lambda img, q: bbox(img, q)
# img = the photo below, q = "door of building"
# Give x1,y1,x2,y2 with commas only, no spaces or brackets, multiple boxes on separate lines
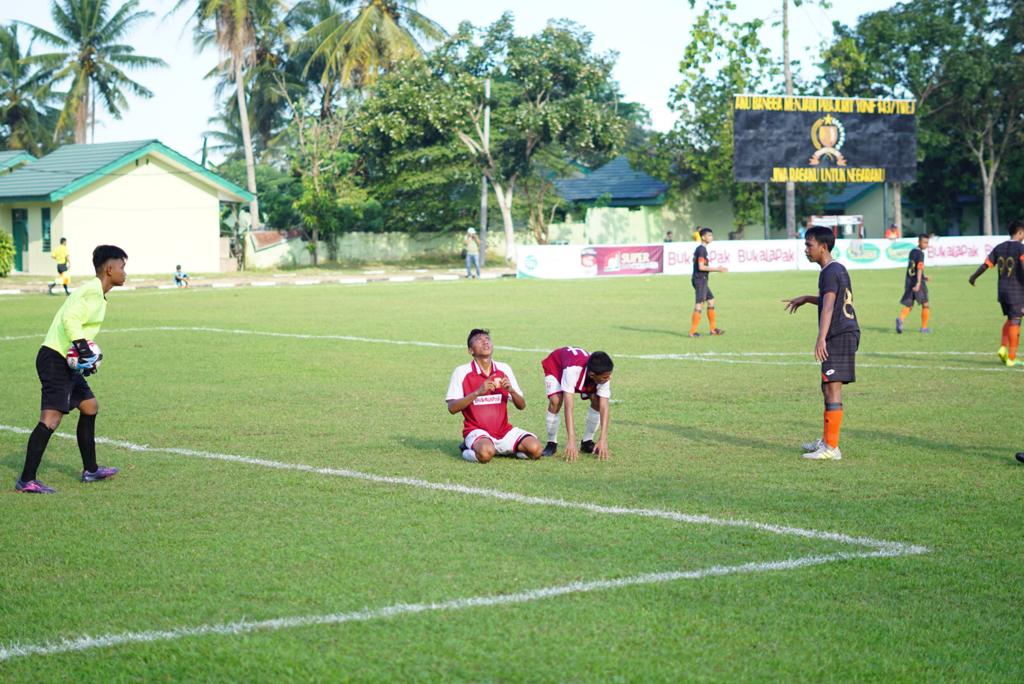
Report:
12,208,27,272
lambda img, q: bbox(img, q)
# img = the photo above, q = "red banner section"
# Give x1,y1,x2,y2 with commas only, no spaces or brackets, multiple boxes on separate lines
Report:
593,245,663,277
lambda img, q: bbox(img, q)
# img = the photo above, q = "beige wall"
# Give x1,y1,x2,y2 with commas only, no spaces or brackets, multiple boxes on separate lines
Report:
58,156,222,276
0,202,60,274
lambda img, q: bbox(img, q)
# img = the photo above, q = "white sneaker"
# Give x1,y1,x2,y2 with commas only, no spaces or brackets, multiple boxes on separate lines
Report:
800,438,825,453
802,443,842,460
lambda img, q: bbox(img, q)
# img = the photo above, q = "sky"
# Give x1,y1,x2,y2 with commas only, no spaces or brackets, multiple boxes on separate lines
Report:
2,0,900,162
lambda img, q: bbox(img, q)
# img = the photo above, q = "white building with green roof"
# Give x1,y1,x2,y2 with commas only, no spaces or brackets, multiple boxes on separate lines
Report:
0,140,253,275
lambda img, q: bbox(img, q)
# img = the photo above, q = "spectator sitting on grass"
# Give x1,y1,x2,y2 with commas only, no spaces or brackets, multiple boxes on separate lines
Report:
174,265,190,288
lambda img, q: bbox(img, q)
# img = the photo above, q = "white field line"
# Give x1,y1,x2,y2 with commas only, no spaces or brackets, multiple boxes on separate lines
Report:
0,326,1005,373
0,423,927,660
0,549,907,662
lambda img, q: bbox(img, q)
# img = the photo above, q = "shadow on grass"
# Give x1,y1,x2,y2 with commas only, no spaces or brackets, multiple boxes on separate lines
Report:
0,442,82,481
860,352,998,367
841,426,1012,462
618,420,783,452
614,326,687,339
400,436,464,460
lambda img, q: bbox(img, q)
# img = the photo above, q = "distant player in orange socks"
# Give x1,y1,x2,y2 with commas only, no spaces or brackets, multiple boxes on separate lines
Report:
784,226,860,461
689,228,728,337
896,233,932,334
968,220,1024,366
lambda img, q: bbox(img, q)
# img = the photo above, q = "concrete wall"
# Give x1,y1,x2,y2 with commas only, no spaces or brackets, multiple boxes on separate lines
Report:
0,201,58,274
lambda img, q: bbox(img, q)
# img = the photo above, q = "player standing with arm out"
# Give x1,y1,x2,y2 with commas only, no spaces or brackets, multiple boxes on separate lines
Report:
896,234,932,333
968,220,1024,366
689,228,728,337
17,245,128,493
783,226,860,461
540,347,614,462
446,329,543,463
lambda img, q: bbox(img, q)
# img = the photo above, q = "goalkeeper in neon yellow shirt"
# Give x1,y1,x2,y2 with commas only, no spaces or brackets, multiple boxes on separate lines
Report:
16,245,128,493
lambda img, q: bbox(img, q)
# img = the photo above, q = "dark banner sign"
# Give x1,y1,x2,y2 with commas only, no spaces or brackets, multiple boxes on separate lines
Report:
733,95,916,183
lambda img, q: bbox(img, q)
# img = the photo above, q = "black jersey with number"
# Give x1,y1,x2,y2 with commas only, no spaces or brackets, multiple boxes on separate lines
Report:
693,244,709,279
985,240,1024,301
905,247,924,288
818,261,859,338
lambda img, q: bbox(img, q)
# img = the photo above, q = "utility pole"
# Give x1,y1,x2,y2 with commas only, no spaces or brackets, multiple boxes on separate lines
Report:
783,0,796,239
479,78,490,267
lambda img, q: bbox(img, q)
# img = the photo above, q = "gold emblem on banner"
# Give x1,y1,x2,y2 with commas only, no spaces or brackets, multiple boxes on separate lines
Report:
809,114,847,166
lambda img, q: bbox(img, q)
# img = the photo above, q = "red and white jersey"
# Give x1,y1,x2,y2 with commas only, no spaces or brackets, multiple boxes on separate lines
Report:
446,360,524,438
541,347,611,399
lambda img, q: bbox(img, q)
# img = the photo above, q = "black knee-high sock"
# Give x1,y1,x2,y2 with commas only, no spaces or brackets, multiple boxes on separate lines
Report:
78,413,97,472
22,422,54,482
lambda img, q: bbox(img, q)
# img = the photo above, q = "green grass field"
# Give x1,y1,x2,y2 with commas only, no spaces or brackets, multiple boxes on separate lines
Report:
1,266,1022,681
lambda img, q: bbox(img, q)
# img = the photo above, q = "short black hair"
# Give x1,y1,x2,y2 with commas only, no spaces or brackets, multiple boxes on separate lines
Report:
699,227,713,238
1008,220,1024,236
806,226,835,250
92,245,128,271
467,328,489,348
587,351,614,376
59,237,66,244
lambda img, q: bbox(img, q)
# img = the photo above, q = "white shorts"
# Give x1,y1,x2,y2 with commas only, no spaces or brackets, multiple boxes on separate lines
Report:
466,427,535,455
544,375,561,397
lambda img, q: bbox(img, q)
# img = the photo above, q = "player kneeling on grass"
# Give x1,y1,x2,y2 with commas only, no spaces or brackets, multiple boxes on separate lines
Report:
540,347,614,462
784,226,860,461
16,245,128,493
446,329,543,463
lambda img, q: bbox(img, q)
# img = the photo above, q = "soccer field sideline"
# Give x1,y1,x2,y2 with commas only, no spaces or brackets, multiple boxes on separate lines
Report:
0,422,928,661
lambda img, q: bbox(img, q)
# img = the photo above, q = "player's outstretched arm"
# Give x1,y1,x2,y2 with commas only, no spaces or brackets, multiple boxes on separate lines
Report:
594,396,611,460
782,295,818,313
968,262,989,286
562,392,579,462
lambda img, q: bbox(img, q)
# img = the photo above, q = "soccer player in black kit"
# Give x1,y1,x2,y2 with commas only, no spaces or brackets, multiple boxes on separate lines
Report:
896,233,931,333
784,226,860,461
968,220,1024,367
688,228,728,337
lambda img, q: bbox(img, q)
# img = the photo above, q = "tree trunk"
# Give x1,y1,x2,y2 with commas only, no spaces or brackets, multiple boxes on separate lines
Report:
312,227,319,266
982,177,993,236
893,182,903,236
234,59,261,238
491,180,516,263
783,0,796,238
75,89,88,144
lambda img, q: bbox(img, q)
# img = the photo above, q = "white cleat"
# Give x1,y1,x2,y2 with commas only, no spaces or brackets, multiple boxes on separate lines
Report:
802,443,842,460
800,438,825,453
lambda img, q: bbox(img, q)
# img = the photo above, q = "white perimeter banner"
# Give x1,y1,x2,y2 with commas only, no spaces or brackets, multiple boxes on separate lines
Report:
516,236,999,279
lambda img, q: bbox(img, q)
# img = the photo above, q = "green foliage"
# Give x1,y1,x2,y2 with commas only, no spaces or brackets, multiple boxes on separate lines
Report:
216,160,303,230
0,229,14,276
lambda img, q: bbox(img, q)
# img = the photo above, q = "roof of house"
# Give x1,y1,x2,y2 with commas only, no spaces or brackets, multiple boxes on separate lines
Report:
0,150,35,172
0,140,253,203
824,183,877,210
554,156,669,206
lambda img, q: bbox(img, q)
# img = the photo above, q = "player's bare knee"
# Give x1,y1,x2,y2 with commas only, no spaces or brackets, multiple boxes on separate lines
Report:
39,410,62,431
547,396,562,413
79,398,99,416
521,437,543,460
475,441,496,463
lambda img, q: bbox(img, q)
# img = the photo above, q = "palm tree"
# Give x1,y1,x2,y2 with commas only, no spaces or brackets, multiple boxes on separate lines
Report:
21,0,165,144
0,23,67,154
297,0,445,94
171,0,287,232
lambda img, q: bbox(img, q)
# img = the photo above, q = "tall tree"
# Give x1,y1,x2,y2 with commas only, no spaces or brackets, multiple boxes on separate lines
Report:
0,23,66,154
22,0,165,144
171,0,283,233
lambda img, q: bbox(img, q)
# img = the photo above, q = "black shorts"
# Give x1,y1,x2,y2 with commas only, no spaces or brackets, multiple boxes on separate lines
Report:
821,331,859,384
900,283,928,307
999,297,1024,318
56,263,68,274
692,276,713,304
36,346,94,414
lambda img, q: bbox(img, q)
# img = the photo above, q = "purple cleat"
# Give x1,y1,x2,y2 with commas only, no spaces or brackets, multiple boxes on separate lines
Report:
81,466,119,483
895,317,903,334
15,479,56,494
919,328,931,333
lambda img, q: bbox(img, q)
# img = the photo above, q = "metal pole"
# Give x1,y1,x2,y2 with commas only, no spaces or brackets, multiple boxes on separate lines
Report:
882,182,889,237
763,182,770,239
479,78,490,268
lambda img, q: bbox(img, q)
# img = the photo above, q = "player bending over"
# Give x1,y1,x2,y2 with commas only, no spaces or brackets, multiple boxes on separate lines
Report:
540,347,614,461
689,228,727,337
446,329,543,463
968,220,1024,367
784,226,860,461
16,245,128,493
896,233,932,333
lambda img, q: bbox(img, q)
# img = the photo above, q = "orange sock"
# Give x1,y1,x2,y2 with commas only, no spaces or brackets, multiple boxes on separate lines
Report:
690,311,701,335
899,306,911,321
1010,324,1020,360
823,409,843,448
707,308,717,330
1002,321,1011,347
921,308,930,328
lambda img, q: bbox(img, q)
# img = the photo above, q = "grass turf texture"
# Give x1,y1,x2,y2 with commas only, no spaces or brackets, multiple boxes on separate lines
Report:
0,265,1021,681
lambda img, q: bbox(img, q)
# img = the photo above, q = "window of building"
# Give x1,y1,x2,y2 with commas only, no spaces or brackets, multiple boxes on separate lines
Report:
41,208,51,252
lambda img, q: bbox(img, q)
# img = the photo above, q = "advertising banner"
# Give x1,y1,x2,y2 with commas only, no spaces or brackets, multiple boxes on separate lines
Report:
517,236,994,280
733,94,917,183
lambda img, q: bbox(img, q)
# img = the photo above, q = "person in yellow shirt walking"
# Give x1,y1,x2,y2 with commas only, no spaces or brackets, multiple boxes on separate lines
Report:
47,237,71,296
17,245,128,494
